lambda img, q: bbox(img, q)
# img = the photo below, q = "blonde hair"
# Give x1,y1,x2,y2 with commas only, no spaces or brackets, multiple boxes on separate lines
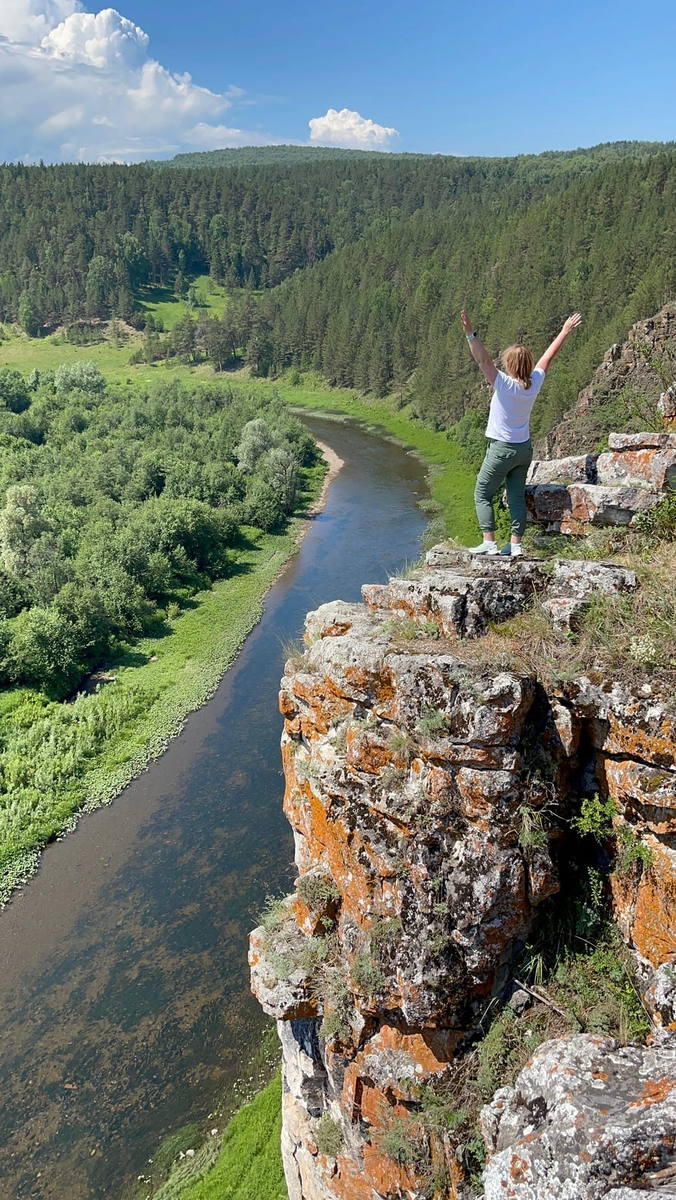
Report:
502,344,534,389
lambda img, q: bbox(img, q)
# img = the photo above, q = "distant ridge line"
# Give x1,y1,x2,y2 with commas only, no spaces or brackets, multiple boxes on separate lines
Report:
147,140,676,170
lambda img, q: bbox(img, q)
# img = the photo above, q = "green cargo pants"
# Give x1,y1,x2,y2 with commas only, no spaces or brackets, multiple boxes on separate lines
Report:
474,438,533,537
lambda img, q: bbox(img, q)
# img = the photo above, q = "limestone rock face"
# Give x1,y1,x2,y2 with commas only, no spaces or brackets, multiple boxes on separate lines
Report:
481,1034,676,1199
526,431,676,534
525,464,666,535
272,597,547,1029
364,549,637,637
362,557,544,639
250,545,676,1200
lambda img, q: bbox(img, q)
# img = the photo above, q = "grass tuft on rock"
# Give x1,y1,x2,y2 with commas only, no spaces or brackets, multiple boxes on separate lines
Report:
314,1113,344,1157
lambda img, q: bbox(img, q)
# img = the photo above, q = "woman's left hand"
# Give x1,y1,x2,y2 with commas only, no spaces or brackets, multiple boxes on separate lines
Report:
461,310,474,335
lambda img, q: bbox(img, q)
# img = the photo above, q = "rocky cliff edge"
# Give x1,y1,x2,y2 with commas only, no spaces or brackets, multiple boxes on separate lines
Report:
250,518,676,1199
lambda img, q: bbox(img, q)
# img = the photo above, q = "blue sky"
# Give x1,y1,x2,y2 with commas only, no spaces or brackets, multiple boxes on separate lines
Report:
0,0,674,161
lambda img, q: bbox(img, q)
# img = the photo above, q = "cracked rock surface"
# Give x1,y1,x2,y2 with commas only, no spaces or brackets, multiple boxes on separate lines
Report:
481,1034,676,1199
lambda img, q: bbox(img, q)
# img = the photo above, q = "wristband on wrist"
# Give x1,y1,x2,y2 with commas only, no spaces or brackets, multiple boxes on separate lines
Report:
466,331,478,341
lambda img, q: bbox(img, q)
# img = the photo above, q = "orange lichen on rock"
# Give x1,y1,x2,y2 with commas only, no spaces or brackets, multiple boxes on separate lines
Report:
251,547,676,1200
612,843,676,967
628,1077,676,1108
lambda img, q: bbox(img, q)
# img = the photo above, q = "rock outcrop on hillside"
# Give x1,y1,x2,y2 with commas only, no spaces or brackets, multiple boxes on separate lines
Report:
249,538,676,1200
539,302,676,459
526,431,676,535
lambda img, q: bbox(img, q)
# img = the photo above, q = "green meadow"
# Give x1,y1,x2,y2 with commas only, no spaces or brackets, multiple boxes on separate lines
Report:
0,274,229,381
140,278,230,331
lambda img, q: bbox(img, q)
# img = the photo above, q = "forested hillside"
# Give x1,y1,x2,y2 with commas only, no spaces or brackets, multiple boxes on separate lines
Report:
149,145,388,168
264,152,676,437
152,140,673,172
2,141,676,439
0,143,668,331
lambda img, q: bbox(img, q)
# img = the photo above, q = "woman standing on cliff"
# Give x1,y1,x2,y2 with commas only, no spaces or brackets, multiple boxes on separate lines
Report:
461,310,582,556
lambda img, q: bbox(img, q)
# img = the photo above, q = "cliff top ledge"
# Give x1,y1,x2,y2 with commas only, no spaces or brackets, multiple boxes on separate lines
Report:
250,476,676,1199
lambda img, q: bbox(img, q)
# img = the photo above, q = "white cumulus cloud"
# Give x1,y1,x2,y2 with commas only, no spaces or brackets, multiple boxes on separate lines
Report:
0,0,81,43
308,107,399,151
0,1,279,161
42,8,149,68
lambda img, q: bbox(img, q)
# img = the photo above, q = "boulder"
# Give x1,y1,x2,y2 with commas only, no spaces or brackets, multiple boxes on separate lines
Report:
527,454,597,485
596,448,676,489
550,560,637,597
601,756,676,836
611,842,676,969
527,429,676,534
526,480,660,534
541,560,638,631
481,1034,676,1199
608,431,676,450
249,899,319,1021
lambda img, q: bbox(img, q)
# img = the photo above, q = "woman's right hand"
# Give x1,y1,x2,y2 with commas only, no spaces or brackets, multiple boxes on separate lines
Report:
562,312,582,336
461,310,474,335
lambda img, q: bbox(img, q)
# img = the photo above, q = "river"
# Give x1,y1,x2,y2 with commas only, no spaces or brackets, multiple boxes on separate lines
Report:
0,416,430,1200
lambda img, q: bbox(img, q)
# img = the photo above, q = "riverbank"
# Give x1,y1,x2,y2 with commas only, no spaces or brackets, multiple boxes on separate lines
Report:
309,440,344,516
277,380,478,545
0,460,326,904
140,1075,287,1200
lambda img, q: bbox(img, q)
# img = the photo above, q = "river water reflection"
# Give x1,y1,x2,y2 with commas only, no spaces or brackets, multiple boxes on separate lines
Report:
0,416,429,1199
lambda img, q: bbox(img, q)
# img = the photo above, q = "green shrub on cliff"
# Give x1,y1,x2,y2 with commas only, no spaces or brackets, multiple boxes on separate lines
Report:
314,1113,344,1157
375,1116,426,1167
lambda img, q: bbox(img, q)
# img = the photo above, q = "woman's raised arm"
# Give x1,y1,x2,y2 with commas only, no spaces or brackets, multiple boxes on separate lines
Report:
536,312,582,374
461,310,498,387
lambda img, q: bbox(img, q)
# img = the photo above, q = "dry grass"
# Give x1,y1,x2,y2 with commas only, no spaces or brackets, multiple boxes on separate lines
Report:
452,540,676,694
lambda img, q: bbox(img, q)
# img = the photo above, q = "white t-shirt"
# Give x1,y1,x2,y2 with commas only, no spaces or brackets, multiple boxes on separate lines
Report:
485,367,546,443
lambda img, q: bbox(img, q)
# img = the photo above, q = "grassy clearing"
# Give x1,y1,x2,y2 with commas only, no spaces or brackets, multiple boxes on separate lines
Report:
0,274,229,382
0,482,323,902
139,276,230,331
0,323,148,382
